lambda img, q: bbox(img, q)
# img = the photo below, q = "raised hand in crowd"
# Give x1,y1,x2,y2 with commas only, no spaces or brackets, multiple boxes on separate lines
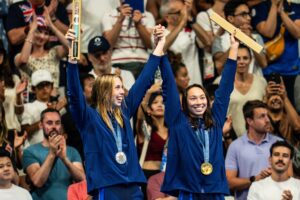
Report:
117,4,133,23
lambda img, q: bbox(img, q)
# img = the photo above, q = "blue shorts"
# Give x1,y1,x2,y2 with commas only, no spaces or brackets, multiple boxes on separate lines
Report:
179,191,225,200
93,184,143,200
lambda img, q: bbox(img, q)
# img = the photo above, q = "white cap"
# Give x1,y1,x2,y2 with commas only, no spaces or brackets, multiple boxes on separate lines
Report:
31,69,53,86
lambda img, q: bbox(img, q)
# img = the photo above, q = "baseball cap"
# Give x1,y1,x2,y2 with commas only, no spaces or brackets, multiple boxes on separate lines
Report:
31,69,53,87
88,36,110,54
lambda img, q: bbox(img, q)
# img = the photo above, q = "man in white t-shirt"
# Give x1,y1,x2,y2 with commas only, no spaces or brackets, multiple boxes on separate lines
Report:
248,140,300,200
21,70,67,147
87,36,135,91
102,2,155,78
212,0,267,76
0,149,32,200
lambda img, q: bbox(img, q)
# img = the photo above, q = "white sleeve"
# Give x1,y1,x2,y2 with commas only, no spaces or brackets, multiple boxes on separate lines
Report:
196,12,211,31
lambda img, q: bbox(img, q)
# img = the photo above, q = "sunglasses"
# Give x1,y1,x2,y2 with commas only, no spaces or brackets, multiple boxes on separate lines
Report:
35,82,52,89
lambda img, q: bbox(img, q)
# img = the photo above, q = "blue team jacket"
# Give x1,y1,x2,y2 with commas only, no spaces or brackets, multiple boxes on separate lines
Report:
160,55,236,196
67,54,161,194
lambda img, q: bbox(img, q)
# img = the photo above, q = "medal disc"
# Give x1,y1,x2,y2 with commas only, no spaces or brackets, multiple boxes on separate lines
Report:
201,162,213,175
115,152,127,164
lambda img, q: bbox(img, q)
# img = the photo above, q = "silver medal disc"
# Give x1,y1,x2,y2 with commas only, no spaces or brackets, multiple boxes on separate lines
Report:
115,152,127,164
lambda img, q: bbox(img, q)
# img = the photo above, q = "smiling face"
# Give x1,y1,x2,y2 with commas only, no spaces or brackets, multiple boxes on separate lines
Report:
33,28,50,47
270,146,291,174
267,94,284,112
228,4,251,28
111,77,125,107
0,157,14,185
186,87,208,118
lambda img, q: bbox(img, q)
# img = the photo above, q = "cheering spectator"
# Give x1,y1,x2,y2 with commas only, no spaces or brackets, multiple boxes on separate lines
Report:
212,0,267,76
160,0,210,85
14,8,70,95
102,1,155,78
251,0,300,106
23,108,85,200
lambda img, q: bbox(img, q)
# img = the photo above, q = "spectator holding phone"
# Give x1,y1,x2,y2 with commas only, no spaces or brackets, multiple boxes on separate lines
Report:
102,0,155,78
264,75,300,145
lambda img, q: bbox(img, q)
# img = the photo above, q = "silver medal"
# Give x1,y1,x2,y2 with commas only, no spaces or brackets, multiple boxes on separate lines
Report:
115,152,127,164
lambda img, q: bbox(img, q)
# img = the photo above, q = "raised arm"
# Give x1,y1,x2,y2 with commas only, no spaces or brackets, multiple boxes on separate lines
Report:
43,7,69,58
155,27,182,126
212,33,238,125
14,15,38,68
125,25,165,118
103,4,132,47
66,30,90,131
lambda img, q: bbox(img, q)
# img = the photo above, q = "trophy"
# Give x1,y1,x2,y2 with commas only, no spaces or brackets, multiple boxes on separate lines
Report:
70,0,81,60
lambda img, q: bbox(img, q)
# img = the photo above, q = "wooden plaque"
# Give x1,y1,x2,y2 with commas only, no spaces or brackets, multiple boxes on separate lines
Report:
70,0,81,60
210,11,263,54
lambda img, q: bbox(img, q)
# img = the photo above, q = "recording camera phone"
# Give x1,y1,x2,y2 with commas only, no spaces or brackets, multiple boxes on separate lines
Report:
267,73,281,84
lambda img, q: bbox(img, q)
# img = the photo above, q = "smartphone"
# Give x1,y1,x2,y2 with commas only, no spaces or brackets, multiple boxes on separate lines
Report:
267,73,281,84
50,95,59,103
123,0,144,12
35,6,44,15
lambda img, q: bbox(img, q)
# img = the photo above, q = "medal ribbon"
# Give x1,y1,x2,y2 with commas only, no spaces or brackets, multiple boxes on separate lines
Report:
110,117,123,153
195,125,210,163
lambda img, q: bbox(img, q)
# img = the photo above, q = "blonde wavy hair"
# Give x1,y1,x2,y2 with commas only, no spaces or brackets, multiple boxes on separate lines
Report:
91,74,124,131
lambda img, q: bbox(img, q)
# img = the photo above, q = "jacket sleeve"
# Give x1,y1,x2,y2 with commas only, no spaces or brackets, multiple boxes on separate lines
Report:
212,59,236,126
66,62,91,131
124,54,161,118
159,55,182,127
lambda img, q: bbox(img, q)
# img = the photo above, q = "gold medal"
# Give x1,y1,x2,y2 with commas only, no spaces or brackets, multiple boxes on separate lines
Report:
201,162,213,175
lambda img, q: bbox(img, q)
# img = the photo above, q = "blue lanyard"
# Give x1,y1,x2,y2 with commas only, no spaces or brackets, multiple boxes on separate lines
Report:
195,128,210,163
179,192,193,200
110,117,122,152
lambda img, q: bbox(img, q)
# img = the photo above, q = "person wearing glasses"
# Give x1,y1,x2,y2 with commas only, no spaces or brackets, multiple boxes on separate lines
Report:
212,0,267,77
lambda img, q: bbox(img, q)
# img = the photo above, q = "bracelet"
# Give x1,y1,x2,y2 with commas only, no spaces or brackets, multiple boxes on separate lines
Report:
25,39,33,44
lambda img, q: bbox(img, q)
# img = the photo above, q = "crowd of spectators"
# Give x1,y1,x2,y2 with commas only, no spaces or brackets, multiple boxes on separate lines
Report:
0,0,300,199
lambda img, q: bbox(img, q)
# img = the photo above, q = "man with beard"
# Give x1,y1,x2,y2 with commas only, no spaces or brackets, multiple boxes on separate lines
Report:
248,140,300,200
87,36,135,91
265,80,300,145
225,100,281,200
22,108,85,200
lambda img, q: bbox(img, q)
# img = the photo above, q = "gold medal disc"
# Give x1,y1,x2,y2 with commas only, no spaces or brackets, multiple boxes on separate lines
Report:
201,162,213,175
